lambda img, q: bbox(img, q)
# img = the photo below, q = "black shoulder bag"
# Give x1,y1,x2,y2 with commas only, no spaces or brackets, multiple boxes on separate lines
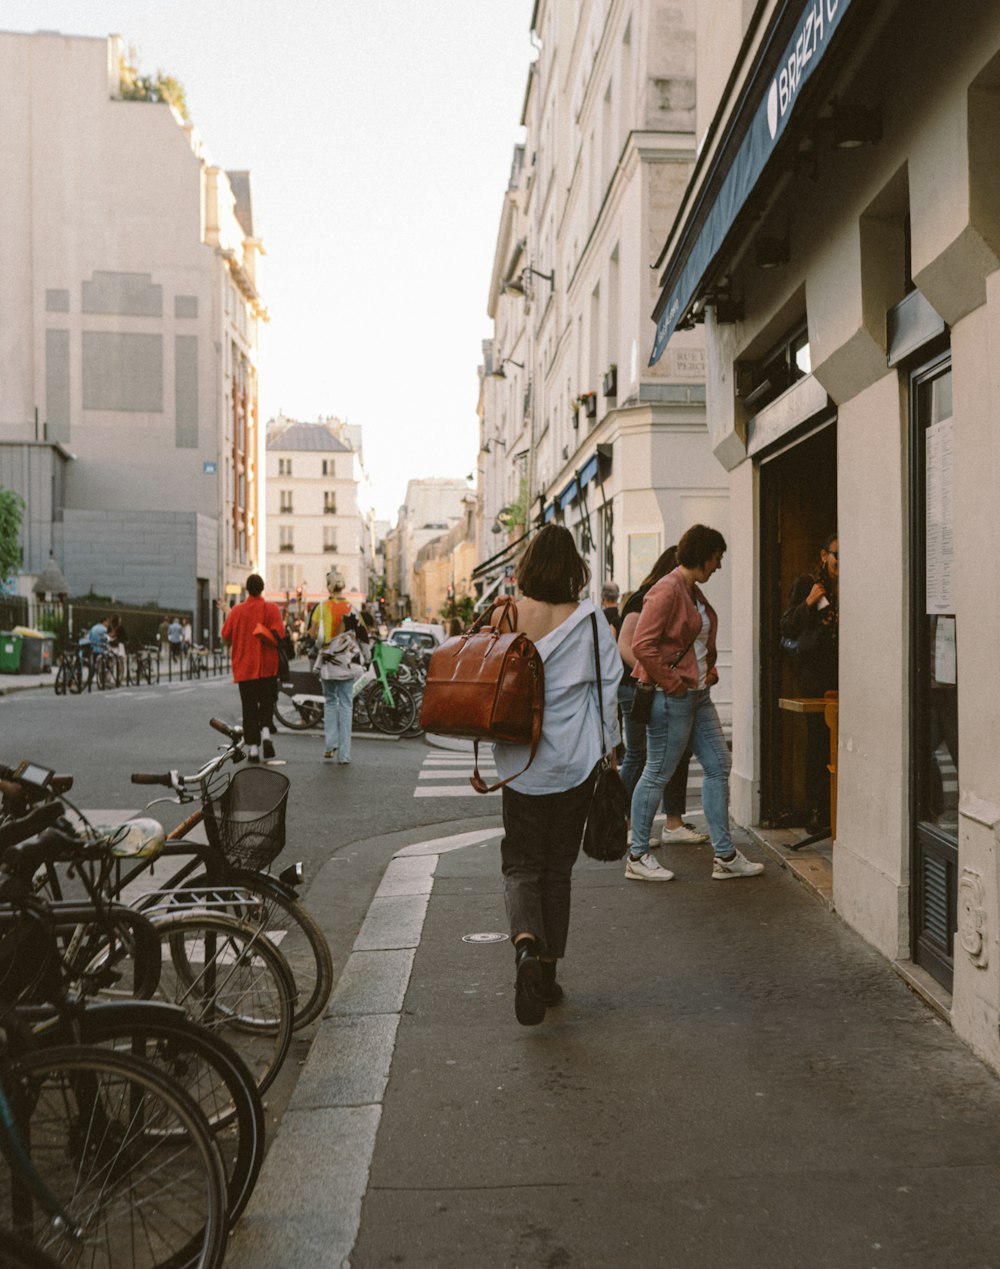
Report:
582,613,629,862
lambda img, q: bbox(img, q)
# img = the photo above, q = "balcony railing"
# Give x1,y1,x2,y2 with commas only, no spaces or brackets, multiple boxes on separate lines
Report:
322,544,338,553
279,543,295,553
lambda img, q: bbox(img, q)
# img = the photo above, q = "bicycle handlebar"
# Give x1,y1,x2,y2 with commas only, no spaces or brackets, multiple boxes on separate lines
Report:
209,717,242,741
130,772,174,787
0,802,66,852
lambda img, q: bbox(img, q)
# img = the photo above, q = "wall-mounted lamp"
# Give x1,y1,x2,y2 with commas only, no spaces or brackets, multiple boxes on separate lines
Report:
502,266,556,299
490,358,524,380
755,235,789,269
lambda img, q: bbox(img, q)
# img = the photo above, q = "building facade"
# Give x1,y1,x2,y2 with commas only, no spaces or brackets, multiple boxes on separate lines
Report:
387,479,473,619
264,417,365,608
652,0,1000,1073
479,0,732,704
0,31,263,637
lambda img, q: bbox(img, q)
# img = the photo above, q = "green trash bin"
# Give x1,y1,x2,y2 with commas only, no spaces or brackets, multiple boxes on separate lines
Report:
0,633,23,674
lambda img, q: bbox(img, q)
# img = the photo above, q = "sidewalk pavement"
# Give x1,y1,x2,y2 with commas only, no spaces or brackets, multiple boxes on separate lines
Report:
0,670,54,694
231,808,1000,1268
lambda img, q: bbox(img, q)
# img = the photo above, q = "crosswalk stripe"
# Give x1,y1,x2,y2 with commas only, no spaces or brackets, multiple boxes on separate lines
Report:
414,786,499,798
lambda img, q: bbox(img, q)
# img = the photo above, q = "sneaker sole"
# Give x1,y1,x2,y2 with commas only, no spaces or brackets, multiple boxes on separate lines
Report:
625,867,675,882
711,867,765,880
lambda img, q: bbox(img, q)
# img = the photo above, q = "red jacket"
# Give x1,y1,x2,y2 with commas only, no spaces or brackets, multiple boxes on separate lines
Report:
221,595,286,683
631,569,717,694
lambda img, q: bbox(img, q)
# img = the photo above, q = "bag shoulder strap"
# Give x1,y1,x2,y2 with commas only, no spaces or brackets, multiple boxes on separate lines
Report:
590,612,608,757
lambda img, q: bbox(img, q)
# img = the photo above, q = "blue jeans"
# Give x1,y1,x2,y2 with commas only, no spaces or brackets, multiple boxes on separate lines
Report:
618,680,692,813
322,678,353,759
629,688,732,857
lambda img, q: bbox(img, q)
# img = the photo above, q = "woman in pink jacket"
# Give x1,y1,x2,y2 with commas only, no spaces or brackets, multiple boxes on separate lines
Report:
626,524,763,883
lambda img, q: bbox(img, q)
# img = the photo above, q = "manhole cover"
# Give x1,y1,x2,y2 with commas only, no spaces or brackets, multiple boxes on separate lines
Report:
461,932,509,944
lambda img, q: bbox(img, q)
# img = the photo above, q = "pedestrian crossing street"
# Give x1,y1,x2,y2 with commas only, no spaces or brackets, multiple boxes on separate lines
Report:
413,750,708,801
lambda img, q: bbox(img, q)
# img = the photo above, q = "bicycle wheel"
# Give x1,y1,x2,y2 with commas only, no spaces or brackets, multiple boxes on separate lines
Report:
67,657,84,695
155,911,295,1094
53,660,70,696
172,877,332,1030
367,680,417,735
95,656,114,691
1,1045,228,1269
74,1002,265,1226
274,685,323,730
403,687,425,738
0,1225,61,1267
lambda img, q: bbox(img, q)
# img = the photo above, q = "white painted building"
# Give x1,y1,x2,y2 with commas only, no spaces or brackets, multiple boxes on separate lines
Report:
651,0,1000,1076
264,417,365,608
0,31,264,637
479,1,731,702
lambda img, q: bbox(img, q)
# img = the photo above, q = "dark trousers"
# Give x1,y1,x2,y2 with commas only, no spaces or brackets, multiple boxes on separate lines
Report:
238,677,277,746
500,767,598,960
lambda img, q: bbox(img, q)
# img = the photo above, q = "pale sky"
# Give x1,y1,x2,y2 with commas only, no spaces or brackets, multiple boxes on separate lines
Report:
3,0,535,519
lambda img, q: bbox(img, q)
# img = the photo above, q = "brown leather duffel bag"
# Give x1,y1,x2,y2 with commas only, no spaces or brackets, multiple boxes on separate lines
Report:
418,598,544,793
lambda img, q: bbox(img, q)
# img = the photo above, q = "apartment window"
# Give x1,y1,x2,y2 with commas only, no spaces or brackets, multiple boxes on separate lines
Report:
279,526,294,553
279,565,294,589
280,490,293,514
322,459,335,476
323,527,337,553
278,458,292,476
324,492,337,515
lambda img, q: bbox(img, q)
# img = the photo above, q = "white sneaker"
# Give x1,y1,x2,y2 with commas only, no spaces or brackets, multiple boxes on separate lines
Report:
625,852,675,882
712,850,764,880
658,822,710,845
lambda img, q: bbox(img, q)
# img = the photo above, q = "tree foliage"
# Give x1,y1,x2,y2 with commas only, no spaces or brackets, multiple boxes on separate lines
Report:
0,487,24,582
120,46,190,120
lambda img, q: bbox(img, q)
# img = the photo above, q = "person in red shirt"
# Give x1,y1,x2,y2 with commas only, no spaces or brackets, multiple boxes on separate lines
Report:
219,574,286,763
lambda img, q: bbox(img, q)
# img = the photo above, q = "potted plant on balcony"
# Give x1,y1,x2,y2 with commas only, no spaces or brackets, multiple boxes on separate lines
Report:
602,364,618,398
579,391,597,419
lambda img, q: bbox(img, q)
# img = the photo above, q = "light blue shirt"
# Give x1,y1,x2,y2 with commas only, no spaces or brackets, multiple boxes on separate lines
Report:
493,598,621,795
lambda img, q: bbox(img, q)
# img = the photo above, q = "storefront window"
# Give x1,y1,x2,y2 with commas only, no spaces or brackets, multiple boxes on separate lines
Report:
911,353,956,989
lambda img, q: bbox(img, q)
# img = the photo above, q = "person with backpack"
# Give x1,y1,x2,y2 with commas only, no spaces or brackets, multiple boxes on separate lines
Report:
308,569,369,764
218,574,286,763
492,524,621,1026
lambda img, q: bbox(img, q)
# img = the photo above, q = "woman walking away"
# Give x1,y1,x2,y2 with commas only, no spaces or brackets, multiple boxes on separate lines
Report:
627,524,763,882
493,525,621,1026
618,545,707,847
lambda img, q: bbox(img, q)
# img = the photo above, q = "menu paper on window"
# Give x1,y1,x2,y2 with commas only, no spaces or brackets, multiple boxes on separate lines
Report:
925,416,954,614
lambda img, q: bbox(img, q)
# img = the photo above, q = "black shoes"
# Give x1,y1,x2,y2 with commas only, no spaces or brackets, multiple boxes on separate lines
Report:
261,738,276,760
535,960,564,1007
513,939,545,1026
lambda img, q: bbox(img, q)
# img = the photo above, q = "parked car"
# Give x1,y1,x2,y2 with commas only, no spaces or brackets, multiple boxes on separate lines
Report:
387,621,447,651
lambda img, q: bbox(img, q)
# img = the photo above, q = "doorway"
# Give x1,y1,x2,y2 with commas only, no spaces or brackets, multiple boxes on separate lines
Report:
759,420,838,826
909,351,956,991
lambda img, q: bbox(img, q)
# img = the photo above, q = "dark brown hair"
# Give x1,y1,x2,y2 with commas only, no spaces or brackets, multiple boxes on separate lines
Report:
676,524,727,569
246,574,265,596
516,525,590,603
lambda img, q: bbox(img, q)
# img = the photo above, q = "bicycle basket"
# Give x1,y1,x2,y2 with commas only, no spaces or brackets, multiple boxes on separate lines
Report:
203,767,289,870
375,642,404,674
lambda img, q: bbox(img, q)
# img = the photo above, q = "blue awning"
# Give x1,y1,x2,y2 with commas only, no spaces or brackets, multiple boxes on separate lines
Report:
578,453,599,487
650,0,858,365
558,478,578,509
543,502,556,523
